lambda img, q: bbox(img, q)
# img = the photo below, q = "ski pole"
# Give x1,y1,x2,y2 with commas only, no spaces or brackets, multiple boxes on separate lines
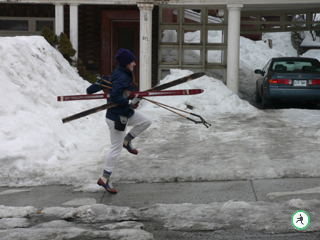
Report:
141,97,211,128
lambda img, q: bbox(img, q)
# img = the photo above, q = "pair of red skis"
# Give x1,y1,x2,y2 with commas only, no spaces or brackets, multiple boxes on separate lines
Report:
57,89,203,102
59,72,210,128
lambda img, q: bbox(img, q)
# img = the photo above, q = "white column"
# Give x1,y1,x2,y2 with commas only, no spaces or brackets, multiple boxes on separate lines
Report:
226,4,243,94
138,3,154,91
55,4,64,36
70,4,79,60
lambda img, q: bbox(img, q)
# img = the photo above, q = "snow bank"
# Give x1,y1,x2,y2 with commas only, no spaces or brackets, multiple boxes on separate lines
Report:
0,36,260,189
142,69,258,115
1,200,319,239
302,49,320,61
0,36,105,186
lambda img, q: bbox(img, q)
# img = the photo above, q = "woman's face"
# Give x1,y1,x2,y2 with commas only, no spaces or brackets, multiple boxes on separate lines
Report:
126,61,136,72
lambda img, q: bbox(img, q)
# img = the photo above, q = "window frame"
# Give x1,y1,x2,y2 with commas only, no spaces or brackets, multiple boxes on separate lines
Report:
158,5,228,81
0,17,55,36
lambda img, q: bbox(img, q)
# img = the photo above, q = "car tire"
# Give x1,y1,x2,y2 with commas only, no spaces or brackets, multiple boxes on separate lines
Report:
255,83,262,103
262,96,269,109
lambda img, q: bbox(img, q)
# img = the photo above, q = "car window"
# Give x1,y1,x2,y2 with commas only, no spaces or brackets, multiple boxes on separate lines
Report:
271,60,320,72
263,60,272,73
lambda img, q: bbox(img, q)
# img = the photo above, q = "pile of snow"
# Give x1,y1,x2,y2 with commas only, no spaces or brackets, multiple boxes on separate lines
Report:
301,48,320,61
301,31,320,47
0,204,153,240
142,69,257,115
1,199,320,239
0,36,105,186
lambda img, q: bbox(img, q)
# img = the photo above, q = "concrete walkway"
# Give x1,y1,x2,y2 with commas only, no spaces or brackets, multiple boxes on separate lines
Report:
1,178,320,208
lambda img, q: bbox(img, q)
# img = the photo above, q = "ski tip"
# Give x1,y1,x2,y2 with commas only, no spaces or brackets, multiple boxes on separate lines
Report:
201,89,204,93
190,72,206,79
57,96,62,101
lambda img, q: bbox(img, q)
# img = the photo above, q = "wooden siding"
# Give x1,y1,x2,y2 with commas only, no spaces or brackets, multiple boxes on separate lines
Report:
0,3,54,17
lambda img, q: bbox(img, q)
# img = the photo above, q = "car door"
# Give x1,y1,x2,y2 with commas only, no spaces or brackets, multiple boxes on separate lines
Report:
261,59,272,96
257,59,271,95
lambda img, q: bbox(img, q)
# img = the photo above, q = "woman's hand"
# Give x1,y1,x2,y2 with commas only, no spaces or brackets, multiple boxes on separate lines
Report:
130,95,141,109
131,94,141,105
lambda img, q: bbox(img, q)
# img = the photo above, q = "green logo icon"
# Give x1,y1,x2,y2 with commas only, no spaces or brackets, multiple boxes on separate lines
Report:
291,210,310,230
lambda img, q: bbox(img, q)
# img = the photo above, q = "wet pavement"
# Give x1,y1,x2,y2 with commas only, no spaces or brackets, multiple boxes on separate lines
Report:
1,178,320,239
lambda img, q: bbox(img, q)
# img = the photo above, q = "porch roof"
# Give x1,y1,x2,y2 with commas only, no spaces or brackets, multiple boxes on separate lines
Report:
0,0,319,10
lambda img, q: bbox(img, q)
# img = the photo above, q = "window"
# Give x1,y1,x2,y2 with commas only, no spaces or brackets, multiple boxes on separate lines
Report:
0,17,54,36
36,20,54,32
0,20,28,31
159,5,228,80
271,60,320,72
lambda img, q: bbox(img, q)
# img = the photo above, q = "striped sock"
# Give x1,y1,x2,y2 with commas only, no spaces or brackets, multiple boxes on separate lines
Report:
124,132,135,144
103,170,111,180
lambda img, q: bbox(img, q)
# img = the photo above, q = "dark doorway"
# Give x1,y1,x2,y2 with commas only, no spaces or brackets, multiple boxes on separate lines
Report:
112,21,140,89
100,9,140,89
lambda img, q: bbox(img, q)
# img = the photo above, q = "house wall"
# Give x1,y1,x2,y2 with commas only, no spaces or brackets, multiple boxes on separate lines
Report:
0,4,54,17
0,4,69,35
0,3,159,86
78,5,140,75
77,4,158,86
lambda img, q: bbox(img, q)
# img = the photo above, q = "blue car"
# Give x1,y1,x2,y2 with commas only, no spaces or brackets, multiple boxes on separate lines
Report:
255,57,320,108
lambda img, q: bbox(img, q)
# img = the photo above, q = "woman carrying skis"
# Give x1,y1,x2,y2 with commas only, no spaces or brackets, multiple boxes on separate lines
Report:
86,48,152,194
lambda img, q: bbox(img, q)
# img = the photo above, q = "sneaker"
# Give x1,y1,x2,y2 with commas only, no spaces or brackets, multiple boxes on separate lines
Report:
123,140,138,155
97,176,117,194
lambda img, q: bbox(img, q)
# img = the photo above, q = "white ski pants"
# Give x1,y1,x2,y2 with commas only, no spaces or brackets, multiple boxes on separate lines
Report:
104,111,152,173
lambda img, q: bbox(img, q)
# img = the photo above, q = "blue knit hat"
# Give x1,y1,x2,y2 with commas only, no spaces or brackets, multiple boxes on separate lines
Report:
115,48,136,67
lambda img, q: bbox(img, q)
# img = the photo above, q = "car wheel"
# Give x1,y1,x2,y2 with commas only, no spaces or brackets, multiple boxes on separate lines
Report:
262,96,269,109
255,83,262,103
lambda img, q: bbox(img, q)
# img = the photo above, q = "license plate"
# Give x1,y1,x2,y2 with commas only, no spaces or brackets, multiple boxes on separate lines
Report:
293,80,307,86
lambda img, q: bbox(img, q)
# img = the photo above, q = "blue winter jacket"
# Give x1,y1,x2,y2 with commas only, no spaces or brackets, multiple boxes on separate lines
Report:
86,66,135,121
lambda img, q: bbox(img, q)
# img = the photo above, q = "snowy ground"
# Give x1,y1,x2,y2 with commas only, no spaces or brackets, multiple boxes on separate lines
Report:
1,33,320,190
1,31,320,239
1,198,320,240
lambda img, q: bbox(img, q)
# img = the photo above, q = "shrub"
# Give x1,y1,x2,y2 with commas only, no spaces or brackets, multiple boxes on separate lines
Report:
59,32,76,65
77,58,97,83
41,26,58,47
